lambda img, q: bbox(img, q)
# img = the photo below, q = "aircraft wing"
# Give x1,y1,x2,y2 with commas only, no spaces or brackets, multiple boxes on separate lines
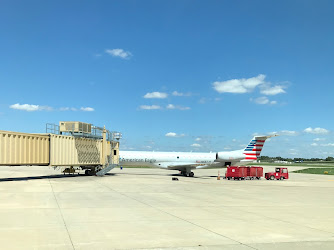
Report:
163,162,222,171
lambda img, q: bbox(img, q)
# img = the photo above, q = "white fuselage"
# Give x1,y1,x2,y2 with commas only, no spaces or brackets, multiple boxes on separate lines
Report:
119,150,248,170
118,135,276,176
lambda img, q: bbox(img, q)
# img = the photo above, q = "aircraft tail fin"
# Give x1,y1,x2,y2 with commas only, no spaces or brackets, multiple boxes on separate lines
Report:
243,134,279,160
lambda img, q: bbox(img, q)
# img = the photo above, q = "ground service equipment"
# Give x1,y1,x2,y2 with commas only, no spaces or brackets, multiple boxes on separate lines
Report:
247,166,263,180
225,166,248,180
225,166,263,180
265,167,289,180
0,121,121,176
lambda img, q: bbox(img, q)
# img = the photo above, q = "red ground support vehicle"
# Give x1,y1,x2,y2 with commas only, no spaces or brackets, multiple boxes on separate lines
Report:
265,167,289,180
225,166,247,180
247,166,263,180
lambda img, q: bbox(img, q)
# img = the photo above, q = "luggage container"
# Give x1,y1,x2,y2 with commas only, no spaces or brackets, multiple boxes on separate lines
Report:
225,166,247,180
247,166,263,180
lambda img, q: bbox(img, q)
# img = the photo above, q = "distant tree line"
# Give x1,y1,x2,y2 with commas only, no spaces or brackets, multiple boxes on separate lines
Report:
259,156,334,162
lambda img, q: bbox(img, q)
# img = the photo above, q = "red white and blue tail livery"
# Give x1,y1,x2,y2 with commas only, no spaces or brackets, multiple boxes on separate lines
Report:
215,134,278,165
243,136,272,161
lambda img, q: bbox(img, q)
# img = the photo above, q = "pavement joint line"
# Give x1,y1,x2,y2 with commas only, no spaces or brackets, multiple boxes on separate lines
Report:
122,242,257,250
92,179,259,250
48,178,76,250
187,187,334,236
235,206,334,235
180,179,334,188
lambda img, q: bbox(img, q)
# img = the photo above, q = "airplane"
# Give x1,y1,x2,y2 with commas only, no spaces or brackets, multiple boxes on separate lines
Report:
119,134,278,177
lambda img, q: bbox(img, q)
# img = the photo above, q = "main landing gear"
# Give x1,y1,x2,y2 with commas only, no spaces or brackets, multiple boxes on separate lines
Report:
180,171,195,177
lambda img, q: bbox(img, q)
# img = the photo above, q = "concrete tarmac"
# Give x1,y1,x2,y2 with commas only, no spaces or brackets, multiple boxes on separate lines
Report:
0,165,334,249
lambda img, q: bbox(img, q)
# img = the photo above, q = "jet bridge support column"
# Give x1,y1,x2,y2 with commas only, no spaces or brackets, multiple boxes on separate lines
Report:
102,126,107,166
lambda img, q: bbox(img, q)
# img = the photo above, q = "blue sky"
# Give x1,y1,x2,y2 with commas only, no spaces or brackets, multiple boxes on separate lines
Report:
1,0,333,158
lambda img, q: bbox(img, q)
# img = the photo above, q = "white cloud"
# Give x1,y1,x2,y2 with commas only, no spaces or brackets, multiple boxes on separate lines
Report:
199,98,206,104
304,127,329,134
322,143,334,147
280,130,298,136
80,107,94,112
252,97,268,104
314,138,325,141
166,104,175,109
105,48,132,59
260,85,286,95
172,91,192,97
213,74,266,94
166,104,190,110
191,143,201,147
165,132,185,137
166,132,177,137
139,105,161,110
172,91,183,96
10,103,52,112
312,143,334,147
250,97,277,105
143,92,168,99
195,138,201,141
10,104,95,112
60,107,79,111
199,97,221,104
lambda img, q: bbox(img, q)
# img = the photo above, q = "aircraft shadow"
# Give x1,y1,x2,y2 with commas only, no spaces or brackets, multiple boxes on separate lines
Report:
0,174,99,182
0,172,214,182
110,172,213,179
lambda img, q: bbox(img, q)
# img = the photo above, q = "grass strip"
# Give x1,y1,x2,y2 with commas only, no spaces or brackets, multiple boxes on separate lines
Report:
293,168,334,175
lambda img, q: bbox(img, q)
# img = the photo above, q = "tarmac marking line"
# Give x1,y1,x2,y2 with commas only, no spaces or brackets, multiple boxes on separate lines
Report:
48,178,76,250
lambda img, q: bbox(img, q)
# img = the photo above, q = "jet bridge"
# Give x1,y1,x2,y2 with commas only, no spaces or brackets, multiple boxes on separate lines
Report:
0,121,122,176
